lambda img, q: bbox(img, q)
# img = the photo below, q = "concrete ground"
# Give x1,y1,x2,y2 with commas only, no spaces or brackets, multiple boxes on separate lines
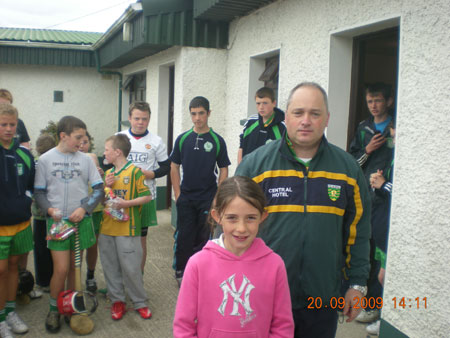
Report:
17,210,375,337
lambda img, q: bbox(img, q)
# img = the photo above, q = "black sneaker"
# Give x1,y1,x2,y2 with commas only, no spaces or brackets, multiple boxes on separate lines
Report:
45,311,61,333
86,278,97,293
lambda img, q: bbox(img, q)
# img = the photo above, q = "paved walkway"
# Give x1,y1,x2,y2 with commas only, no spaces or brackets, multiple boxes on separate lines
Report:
17,210,373,337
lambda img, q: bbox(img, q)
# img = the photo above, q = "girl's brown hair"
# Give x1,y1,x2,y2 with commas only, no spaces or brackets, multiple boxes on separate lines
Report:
210,176,266,231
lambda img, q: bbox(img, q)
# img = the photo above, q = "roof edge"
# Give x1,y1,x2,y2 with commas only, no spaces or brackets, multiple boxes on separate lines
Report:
92,2,143,50
0,40,92,50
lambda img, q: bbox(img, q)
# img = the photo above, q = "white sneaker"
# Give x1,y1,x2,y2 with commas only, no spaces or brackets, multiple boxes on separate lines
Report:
29,288,44,299
0,321,14,338
6,312,28,334
366,320,381,335
355,309,380,323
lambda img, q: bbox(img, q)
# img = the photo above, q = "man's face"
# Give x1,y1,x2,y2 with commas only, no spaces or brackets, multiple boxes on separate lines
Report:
285,86,329,153
366,93,391,119
255,96,276,121
190,107,210,131
129,109,150,134
0,114,17,147
0,97,11,104
60,128,86,153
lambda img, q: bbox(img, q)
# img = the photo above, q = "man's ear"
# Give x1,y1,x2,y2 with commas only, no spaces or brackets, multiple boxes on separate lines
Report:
207,110,211,117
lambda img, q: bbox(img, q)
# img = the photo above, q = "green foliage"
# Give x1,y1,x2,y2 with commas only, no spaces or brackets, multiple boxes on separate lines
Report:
40,121,58,142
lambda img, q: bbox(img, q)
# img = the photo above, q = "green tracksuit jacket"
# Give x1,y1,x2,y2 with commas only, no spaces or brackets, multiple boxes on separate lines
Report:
235,136,371,309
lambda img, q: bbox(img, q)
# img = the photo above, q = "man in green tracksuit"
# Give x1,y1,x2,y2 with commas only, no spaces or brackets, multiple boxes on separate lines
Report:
236,82,371,338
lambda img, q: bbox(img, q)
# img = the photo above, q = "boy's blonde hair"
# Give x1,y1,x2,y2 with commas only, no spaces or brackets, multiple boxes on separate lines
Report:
0,102,18,119
106,134,131,157
0,89,13,103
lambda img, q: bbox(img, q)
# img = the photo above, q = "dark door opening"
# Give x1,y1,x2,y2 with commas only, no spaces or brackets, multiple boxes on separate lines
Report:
347,27,399,149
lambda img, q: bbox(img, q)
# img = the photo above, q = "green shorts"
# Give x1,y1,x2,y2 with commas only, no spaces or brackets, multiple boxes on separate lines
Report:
92,211,103,235
47,217,96,251
141,199,157,228
0,225,33,259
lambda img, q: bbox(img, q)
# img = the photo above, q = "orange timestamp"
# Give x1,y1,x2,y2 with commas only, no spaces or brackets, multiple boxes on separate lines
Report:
307,296,384,310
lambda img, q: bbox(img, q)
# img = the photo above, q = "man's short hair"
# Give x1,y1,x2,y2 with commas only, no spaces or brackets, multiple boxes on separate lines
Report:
189,96,210,112
56,116,86,138
365,82,392,101
36,133,56,155
286,82,329,113
106,134,131,158
255,87,276,102
128,101,151,116
0,102,18,119
0,89,13,103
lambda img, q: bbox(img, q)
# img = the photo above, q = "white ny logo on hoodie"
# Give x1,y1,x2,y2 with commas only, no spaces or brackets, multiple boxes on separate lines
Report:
218,274,255,317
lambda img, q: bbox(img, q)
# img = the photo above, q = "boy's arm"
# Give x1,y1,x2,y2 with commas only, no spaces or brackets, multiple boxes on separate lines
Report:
114,195,151,209
237,148,243,164
171,162,181,201
218,167,228,185
141,159,171,179
80,182,104,215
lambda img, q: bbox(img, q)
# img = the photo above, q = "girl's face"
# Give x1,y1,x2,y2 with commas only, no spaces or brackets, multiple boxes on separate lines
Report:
79,135,90,153
212,196,267,257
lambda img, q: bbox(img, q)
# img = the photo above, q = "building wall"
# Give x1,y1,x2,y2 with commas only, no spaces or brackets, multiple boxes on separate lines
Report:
222,0,450,336
0,64,119,156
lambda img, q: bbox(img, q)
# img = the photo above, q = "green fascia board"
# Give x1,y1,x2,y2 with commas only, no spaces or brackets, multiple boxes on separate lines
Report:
193,0,277,22
141,0,193,16
0,28,101,45
0,46,97,67
145,10,228,48
96,10,228,69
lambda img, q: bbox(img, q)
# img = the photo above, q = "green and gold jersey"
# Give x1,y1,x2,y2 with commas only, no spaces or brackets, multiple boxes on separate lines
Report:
101,162,150,236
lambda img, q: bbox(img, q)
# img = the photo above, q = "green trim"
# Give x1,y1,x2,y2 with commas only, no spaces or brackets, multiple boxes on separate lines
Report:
208,129,220,157
360,130,366,145
111,161,133,176
380,318,409,338
243,120,259,139
179,129,194,153
15,148,31,170
272,125,281,139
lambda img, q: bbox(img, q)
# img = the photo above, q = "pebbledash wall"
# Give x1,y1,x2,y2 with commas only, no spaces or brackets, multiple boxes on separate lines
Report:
222,0,450,336
127,0,449,336
0,64,118,156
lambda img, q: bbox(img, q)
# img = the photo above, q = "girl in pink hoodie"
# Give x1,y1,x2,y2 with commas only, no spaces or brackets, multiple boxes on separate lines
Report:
173,176,294,338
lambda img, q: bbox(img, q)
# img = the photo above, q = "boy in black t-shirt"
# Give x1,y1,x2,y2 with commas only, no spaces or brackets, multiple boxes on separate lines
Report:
170,96,230,285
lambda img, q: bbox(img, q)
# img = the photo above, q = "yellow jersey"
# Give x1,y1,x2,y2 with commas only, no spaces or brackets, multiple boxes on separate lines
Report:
100,162,150,236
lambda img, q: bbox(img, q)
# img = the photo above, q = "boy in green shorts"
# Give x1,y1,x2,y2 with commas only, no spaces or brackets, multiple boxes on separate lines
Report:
34,116,104,333
0,102,35,337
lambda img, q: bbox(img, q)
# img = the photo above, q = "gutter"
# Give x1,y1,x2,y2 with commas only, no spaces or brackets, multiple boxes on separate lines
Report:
0,41,93,50
94,50,123,132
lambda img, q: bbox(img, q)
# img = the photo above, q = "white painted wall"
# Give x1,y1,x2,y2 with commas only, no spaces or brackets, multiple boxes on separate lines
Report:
0,64,119,156
222,0,450,336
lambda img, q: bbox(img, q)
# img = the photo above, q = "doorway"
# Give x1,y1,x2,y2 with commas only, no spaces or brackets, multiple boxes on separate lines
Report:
347,27,399,149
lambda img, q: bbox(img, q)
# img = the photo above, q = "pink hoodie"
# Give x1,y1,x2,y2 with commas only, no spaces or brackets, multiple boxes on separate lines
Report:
173,238,294,338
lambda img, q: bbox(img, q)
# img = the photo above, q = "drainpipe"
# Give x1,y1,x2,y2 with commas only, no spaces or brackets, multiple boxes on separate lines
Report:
94,50,123,132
